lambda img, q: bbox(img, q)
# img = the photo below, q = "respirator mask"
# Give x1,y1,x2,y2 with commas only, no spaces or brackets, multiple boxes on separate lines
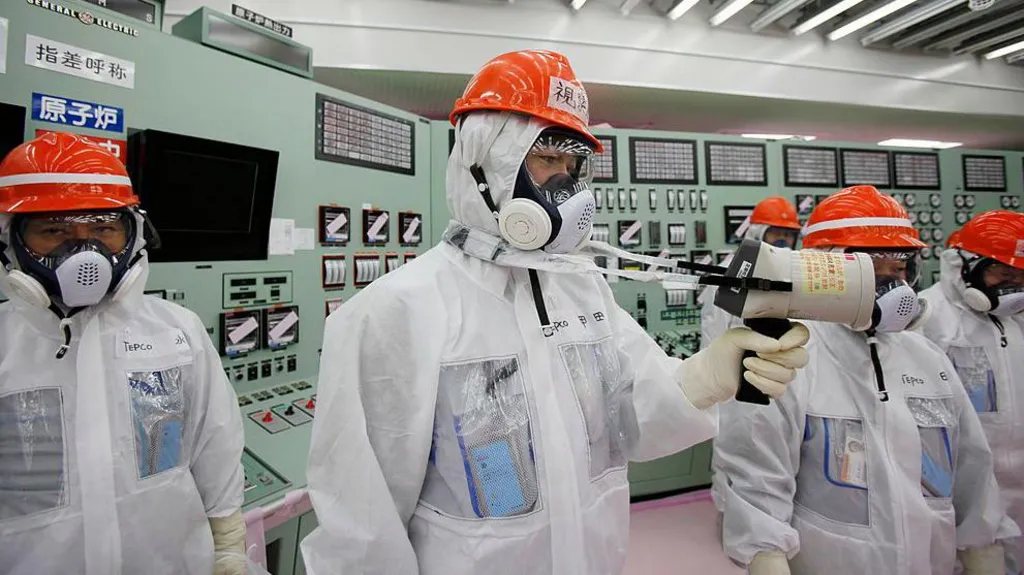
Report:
963,257,1024,316
495,128,596,254
861,249,926,332
10,210,137,308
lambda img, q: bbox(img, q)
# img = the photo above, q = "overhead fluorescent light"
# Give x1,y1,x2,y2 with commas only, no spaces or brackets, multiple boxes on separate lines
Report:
710,0,758,26
925,9,1024,51
878,138,962,149
956,25,1024,55
570,0,587,9
667,0,702,19
741,133,818,141
827,0,917,41
792,0,867,35
620,0,644,15
860,0,964,46
891,4,990,50
984,38,1024,59
751,0,815,32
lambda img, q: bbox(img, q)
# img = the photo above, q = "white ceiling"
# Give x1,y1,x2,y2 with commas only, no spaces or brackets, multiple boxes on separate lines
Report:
310,0,1024,150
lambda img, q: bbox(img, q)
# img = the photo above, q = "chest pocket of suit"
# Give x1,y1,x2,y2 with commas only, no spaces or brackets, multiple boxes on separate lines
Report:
0,387,67,521
560,339,638,480
424,357,539,519
947,347,997,413
127,363,190,480
907,397,956,499
795,415,869,526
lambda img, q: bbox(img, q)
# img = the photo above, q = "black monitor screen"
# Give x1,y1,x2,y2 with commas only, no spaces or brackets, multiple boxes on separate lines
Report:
157,151,258,234
127,129,279,262
0,102,27,160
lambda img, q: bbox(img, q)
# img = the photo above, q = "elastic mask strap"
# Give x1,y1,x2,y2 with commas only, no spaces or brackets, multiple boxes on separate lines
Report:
0,240,11,269
469,164,500,215
137,208,162,250
462,112,512,218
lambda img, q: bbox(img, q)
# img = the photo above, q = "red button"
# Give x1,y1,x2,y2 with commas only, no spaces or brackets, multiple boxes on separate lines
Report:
262,412,273,423
306,399,316,409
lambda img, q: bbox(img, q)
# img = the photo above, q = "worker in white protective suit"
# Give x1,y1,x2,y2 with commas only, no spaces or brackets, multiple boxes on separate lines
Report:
704,196,801,528
0,132,248,575
714,185,1019,575
919,210,1024,575
699,196,802,350
301,49,810,575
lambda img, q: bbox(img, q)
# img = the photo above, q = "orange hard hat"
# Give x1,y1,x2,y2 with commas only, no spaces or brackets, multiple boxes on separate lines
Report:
750,196,801,230
950,210,1024,270
802,185,926,249
0,131,138,214
450,50,603,153
945,229,961,248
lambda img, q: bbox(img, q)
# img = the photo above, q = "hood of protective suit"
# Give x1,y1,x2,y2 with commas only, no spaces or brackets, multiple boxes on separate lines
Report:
447,112,553,235
938,247,972,310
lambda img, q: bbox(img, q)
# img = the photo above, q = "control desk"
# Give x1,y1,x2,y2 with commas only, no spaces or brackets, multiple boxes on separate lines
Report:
238,378,318,509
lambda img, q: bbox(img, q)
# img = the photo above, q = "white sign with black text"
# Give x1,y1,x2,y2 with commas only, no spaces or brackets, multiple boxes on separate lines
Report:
0,17,8,74
25,35,135,89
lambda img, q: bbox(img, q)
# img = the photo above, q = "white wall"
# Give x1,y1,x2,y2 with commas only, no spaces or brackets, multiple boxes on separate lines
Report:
164,0,1024,117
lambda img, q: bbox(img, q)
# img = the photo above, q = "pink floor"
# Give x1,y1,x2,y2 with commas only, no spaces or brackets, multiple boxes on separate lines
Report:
624,490,744,575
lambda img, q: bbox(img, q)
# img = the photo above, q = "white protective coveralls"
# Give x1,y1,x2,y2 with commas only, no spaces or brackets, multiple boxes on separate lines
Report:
920,249,1024,573
300,112,723,575
715,319,1018,574
0,253,246,574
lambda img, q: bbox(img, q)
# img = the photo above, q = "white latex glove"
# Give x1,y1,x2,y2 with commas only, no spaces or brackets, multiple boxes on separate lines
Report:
680,323,810,409
748,551,791,575
959,544,1006,575
210,509,247,575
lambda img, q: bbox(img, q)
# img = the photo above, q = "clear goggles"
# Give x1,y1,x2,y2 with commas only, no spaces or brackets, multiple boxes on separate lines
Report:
850,248,922,288
17,210,131,257
763,226,800,248
525,129,596,187
974,259,1024,291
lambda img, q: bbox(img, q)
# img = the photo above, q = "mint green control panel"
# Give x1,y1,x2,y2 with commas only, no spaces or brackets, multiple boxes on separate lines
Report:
1,1,1022,571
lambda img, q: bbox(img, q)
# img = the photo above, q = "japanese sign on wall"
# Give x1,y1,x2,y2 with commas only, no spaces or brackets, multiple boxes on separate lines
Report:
27,0,140,37
231,4,293,38
25,35,135,89
32,93,125,133
35,129,127,164
0,17,8,74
